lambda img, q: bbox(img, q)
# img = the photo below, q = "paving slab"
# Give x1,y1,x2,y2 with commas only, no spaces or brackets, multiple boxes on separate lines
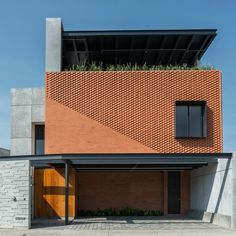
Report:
0,216,236,236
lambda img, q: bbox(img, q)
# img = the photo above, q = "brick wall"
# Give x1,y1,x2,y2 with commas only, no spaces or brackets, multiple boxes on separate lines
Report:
46,70,222,153
0,161,30,228
77,171,190,214
77,171,164,212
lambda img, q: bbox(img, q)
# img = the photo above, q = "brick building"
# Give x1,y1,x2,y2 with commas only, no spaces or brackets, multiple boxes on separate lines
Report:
0,18,235,229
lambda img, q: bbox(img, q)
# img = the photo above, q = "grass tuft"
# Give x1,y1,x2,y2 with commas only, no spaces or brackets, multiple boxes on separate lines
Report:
64,62,215,71
79,207,163,217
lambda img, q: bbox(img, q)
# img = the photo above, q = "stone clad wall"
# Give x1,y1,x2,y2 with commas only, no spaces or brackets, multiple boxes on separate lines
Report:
0,160,30,228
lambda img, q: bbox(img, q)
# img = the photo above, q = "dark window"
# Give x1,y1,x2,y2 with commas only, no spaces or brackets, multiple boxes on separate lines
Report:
175,102,207,138
176,105,188,137
35,125,45,155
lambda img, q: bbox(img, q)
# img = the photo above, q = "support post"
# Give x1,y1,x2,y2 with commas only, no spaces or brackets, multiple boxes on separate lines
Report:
163,171,168,215
232,153,236,229
65,161,69,225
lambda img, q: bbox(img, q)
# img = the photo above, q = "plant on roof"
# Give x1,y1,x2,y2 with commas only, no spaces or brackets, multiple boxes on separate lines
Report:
64,62,215,71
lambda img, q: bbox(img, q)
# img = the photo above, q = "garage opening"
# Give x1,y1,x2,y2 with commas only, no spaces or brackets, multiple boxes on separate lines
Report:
29,153,223,225
33,169,190,219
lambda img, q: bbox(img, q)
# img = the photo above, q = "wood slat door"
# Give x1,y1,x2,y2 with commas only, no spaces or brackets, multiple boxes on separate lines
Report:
34,168,76,218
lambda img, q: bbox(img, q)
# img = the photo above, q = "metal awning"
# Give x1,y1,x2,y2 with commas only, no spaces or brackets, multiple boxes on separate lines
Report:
0,153,231,171
62,29,217,68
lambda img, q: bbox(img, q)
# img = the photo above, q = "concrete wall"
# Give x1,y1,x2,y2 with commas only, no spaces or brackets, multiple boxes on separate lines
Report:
11,88,45,156
0,148,10,156
190,156,233,228
232,153,236,228
45,18,62,72
0,160,31,228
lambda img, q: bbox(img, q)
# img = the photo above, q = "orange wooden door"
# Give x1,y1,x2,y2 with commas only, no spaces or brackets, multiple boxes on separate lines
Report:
34,168,76,218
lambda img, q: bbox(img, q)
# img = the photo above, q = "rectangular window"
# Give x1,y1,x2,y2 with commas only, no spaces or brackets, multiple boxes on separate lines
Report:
175,101,206,138
35,125,45,155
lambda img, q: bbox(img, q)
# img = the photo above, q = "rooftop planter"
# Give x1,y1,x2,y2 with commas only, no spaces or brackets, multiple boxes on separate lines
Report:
64,63,215,72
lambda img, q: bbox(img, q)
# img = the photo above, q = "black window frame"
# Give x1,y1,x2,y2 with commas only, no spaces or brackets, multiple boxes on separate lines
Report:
175,101,207,138
34,124,45,155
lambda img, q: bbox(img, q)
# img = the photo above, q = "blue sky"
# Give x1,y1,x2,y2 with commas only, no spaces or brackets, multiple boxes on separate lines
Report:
0,0,235,151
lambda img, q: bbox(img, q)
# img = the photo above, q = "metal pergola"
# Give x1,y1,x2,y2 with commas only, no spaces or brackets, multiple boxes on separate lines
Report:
62,29,217,68
0,152,231,225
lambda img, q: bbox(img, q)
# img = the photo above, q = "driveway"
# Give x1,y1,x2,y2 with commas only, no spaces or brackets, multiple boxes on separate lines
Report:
0,216,235,236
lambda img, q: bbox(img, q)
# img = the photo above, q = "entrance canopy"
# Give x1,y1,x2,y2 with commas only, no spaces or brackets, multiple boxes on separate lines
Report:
1,152,231,225
1,153,231,171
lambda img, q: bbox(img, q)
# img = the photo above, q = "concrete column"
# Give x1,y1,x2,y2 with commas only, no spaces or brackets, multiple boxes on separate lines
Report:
45,18,63,72
232,153,236,229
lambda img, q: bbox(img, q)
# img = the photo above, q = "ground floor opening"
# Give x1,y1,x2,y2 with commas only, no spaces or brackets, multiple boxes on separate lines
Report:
33,169,190,218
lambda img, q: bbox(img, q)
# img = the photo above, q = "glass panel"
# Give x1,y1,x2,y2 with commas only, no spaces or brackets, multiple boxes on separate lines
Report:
176,105,188,137
35,125,45,155
35,139,44,155
189,106,203,137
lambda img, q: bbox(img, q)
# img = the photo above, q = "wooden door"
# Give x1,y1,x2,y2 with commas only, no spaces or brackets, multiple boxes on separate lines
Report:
34,168,76,218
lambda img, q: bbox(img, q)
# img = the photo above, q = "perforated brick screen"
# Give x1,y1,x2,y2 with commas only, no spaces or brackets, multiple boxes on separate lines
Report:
46,70,222,153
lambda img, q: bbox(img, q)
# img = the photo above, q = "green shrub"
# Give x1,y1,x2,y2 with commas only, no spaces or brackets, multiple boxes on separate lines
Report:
79,207,163,217
64,62,215,72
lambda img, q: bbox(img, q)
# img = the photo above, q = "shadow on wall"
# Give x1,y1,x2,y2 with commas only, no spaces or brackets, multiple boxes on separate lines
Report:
34,192,60,218
210,158,231,223
34,168,75,218
190,157,231,221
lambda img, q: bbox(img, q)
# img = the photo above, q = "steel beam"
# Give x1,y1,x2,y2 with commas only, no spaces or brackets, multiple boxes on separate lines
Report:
65,161,69,225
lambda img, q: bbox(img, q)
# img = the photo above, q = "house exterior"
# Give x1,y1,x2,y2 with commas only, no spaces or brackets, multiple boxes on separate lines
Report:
0,18,236,229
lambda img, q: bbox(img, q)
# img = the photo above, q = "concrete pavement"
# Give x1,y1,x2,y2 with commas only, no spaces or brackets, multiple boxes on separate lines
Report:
0,229,236,236
1,217,236,236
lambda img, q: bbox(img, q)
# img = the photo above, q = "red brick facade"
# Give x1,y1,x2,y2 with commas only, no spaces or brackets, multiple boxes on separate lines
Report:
45,70,222,154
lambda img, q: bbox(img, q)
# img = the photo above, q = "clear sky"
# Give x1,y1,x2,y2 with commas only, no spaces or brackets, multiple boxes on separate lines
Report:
0,0,235,151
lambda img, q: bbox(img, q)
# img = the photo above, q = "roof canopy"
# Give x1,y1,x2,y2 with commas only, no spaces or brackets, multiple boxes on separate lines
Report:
1,153,231,171
62,29,216,69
